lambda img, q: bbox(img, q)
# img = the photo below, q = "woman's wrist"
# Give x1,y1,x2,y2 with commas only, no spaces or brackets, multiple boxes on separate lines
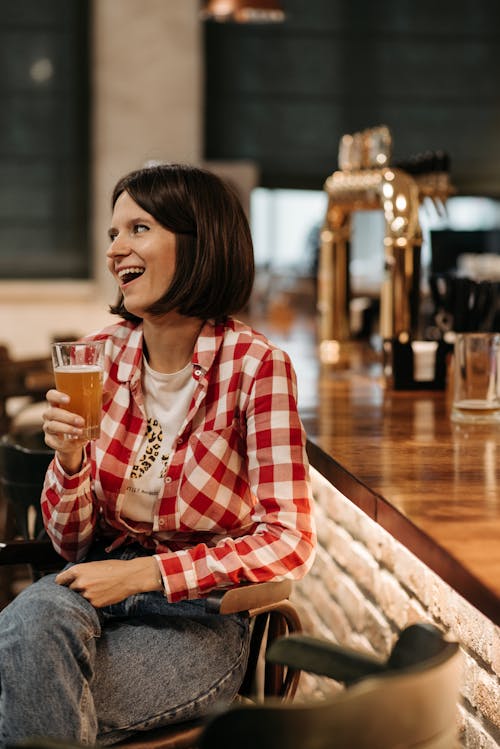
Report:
127,556,165,594
56,446,85,475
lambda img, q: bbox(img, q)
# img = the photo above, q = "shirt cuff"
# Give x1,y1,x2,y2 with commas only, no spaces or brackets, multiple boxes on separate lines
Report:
54,448,90,485
154,556,168,596
154,550,198,602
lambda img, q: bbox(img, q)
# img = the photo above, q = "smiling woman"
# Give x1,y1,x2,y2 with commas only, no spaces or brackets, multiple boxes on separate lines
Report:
0,162,316,746
107,191,177,323
108,164,255,323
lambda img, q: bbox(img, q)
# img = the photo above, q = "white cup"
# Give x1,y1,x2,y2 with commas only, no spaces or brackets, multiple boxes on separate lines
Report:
411,341,438,382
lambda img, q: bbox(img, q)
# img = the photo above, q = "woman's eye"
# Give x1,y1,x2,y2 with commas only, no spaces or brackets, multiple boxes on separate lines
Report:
134,224,149,234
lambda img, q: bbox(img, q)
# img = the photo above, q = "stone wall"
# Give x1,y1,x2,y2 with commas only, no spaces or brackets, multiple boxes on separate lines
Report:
291,466,500,748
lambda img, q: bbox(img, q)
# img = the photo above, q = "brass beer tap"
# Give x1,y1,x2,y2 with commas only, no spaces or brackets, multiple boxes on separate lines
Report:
318,126,455,379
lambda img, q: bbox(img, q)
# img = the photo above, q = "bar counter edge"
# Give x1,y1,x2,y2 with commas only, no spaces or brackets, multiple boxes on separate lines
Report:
306,438,500,627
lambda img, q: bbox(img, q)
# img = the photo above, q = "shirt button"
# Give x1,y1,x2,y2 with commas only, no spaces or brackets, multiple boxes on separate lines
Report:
159,519,165,526
165,476,172,483
177,437,183,444
194,368,202,378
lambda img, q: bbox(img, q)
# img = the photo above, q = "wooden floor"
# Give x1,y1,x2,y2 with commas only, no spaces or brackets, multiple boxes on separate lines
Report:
246,307,500,625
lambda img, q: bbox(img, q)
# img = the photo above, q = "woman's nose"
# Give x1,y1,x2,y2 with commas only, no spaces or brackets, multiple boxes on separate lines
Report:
106,234,129,258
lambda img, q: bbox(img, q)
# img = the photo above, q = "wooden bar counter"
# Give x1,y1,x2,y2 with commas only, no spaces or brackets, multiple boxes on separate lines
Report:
255,314,500,626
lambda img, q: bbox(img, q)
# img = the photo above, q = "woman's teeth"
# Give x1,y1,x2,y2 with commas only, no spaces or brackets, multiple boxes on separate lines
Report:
118,267,145,283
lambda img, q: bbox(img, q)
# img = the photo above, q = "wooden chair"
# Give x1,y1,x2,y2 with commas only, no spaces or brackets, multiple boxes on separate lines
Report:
0,345,53,434
0,434,303,748
0,435,54,540
0,434,62,580
199,622,462,749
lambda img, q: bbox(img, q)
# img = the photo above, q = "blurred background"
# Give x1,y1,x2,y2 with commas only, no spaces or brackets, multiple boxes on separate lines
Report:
1,0,500,357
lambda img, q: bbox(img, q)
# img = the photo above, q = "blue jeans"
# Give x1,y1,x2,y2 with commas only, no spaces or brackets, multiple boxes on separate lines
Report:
0,542,250,746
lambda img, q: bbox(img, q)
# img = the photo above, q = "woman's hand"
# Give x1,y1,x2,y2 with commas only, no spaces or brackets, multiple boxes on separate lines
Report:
55,557,163,607
42,388,87,474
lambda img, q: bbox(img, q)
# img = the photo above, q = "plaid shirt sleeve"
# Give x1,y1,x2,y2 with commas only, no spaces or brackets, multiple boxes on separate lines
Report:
41,446,97,561
154,346,317,602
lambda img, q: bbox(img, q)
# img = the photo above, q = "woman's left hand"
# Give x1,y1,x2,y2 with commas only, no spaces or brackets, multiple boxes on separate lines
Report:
55,557,163,607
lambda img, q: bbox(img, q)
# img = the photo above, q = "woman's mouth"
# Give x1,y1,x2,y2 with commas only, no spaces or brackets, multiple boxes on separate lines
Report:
117,267,145,286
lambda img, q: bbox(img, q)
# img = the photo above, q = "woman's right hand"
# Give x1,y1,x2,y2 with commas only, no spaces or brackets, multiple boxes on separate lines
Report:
42,389,87,474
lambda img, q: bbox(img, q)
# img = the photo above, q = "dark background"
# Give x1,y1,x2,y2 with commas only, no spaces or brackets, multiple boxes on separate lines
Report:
0,0,89,279
204,0,500,193
2,0,500,279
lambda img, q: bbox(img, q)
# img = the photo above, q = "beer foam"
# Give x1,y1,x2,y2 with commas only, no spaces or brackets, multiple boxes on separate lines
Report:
54,365,102,372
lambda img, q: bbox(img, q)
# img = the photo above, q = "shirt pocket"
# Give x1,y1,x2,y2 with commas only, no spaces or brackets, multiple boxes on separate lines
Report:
178,426,254,533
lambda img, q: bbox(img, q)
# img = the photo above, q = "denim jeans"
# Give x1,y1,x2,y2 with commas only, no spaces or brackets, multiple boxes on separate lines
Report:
0,541,250,746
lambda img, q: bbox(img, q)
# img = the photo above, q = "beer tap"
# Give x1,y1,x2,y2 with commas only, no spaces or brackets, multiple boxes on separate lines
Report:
317,126,456,386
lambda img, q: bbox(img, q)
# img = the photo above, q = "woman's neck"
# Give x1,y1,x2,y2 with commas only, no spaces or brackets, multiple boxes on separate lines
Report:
142,313,204,374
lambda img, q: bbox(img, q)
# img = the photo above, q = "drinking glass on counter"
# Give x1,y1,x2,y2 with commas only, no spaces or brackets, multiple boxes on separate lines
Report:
451,333,500,424
51,341,104,439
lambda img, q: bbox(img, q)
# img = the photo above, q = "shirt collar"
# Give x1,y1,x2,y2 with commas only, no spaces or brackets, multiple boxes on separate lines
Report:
116,318,225,384
191,319,224,376
116,323,145,384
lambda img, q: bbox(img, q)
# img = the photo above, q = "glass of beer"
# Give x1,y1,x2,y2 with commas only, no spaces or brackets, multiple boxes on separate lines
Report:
451,332,500,424
51,341,105,440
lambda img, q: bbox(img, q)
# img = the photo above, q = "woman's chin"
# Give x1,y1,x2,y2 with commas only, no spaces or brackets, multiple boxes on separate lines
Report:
122,300,146,319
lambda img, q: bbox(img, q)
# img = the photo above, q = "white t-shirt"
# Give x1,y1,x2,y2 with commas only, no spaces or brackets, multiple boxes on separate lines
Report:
120,357,196,524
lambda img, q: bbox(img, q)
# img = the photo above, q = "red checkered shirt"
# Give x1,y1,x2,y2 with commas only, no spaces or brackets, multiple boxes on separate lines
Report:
41,318,316,602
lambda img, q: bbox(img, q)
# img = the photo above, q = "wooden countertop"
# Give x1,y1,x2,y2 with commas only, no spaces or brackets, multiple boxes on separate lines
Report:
250,312,500,625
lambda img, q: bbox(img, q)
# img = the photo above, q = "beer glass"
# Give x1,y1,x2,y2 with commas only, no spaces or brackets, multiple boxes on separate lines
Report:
51,341,105,440
451,333,500,424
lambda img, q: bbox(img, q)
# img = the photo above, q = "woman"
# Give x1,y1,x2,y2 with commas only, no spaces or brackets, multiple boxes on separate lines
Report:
0,164,316,745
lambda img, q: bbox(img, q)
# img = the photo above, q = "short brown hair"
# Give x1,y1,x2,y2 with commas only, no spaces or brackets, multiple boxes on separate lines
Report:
109,163,255,322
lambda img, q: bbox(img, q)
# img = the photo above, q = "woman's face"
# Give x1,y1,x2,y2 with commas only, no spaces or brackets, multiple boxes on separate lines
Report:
106,191,177,319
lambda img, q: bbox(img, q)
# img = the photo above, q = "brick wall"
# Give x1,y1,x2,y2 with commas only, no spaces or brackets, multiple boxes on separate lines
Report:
291,466,500,748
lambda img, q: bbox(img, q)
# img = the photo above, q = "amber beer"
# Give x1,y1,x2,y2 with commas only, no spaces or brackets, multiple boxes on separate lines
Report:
452,399,500,419
52,341,104,440
54,366,103,439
